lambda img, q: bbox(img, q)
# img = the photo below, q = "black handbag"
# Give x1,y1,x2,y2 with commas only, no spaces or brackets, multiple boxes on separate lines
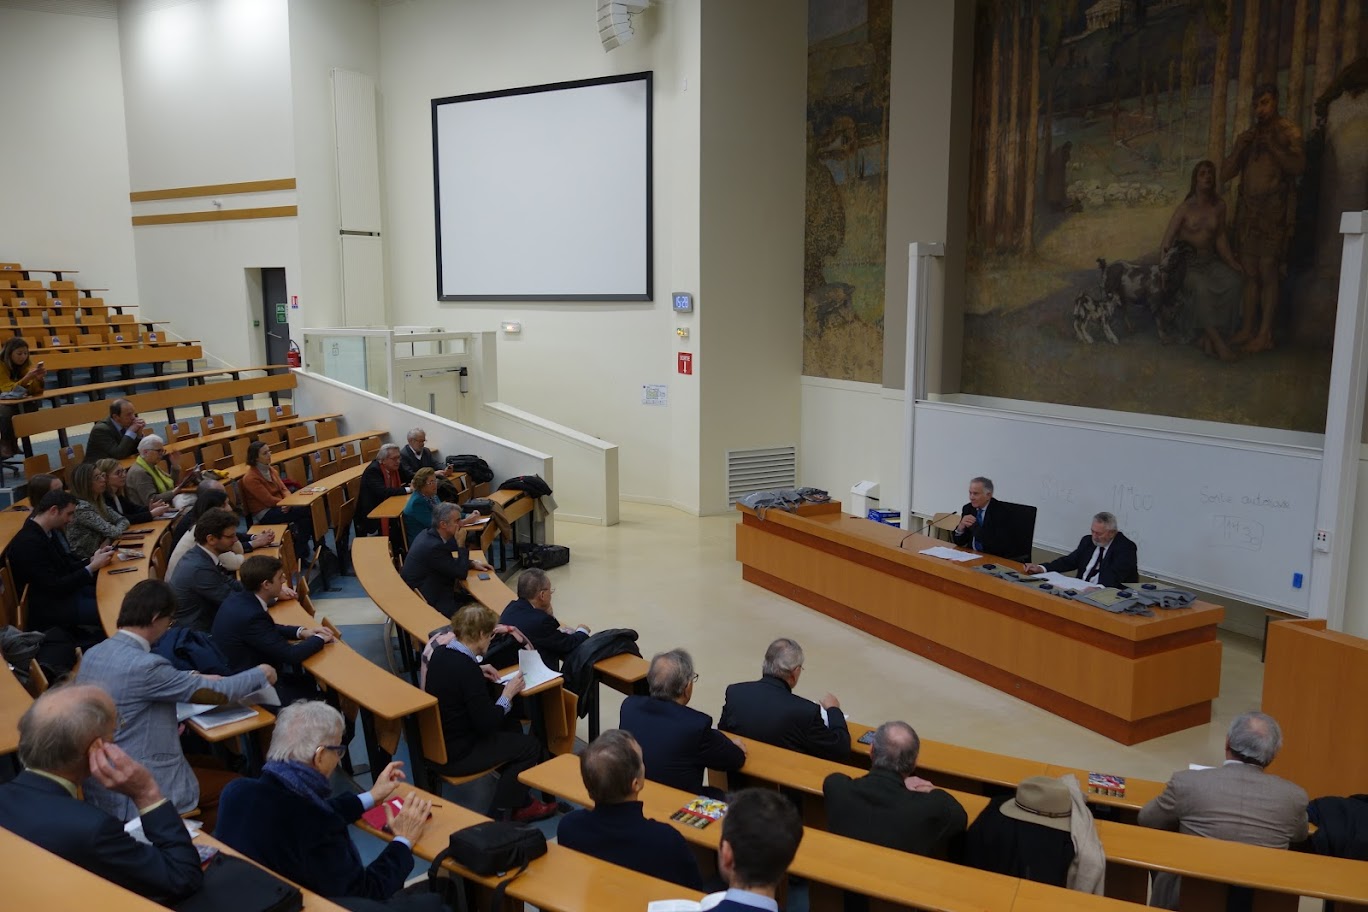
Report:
519,543,570,570
445,454,493,485
173,852,303,912
428,822,546,912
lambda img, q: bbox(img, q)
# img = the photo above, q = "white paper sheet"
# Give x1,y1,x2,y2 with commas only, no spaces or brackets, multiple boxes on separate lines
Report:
1023,571,1103,592
498,649,563,689
186,703,259,730
918,546,981,562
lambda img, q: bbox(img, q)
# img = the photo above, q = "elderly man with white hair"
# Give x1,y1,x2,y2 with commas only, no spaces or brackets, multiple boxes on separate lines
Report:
1139,711,1309,909
125,434,198,508
216,701,435,905
356,442,413,537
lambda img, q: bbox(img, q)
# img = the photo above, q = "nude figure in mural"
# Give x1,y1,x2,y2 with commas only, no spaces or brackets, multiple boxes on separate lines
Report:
1221,83,1305,354
1161,160,1244,362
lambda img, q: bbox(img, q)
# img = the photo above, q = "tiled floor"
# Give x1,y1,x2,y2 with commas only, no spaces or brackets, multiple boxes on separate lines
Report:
324,501,1266,785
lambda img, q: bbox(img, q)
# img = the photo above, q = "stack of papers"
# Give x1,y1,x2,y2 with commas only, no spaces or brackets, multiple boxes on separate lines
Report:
1023,571,1103,592
919,546,981,562
177,703,259,730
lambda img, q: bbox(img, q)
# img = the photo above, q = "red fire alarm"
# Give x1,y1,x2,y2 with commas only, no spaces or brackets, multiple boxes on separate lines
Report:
677,352,693,375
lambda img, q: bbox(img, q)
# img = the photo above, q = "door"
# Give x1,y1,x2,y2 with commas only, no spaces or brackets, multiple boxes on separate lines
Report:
262,267,289,367
402,369,465,423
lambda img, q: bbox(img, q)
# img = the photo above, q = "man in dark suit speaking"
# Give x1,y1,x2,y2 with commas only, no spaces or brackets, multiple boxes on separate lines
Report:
951,476,1030,559
1025,511,1138,589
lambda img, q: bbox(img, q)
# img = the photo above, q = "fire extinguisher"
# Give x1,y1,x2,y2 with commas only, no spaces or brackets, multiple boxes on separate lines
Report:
286,339,302,369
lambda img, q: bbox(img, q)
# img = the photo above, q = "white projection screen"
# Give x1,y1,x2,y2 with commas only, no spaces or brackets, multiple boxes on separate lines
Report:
432,72,652,301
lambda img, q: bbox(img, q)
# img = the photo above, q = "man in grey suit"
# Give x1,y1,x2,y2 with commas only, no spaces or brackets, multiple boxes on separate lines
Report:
170,507,276,631
1138,711,1309,909
77,579,276,829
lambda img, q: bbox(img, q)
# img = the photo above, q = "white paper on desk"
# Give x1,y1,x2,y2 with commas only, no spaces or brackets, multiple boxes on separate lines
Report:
187,703,258,730
241,685,279,706
125,816,201,845
498,649,563,689
647,893,726,912
1022,571,1103,592
918,546,981,562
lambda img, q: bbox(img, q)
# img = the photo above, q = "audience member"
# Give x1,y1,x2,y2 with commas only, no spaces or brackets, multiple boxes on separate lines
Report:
216,701,433,904
239,441,311,552
356,443,412,537
8,490,113,633
78,580,274,828
399,427,450,476
0,683,203,902
962,775,1105,893
558,729,703,889
423,604,557,822
401,502,491,615
823,721,967,857
85,398,146,463
500,567,590,672
23,471,62,510
0,336,44,458
1138,712,1308,909
66,462,130,562
126,434,197,507
211,555,327,705
166,481,273,577
168,508,246,631
718,638,848,761
619,648,745,796
97,458,170,525
711,788,804,912
402,467,440,545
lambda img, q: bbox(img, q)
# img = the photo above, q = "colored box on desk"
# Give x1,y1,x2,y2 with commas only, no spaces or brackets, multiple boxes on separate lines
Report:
867,509,901,526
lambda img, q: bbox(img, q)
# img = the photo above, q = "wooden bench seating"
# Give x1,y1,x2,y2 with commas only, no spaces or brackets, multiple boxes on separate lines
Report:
13,372,296,449
15,342,202,373
6,364,289,407
730,735,1368,910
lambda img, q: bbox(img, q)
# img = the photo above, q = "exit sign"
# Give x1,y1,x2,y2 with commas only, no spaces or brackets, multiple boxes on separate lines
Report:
677,352,693,375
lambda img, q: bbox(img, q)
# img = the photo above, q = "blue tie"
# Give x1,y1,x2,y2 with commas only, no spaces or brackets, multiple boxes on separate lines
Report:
973,508,984,551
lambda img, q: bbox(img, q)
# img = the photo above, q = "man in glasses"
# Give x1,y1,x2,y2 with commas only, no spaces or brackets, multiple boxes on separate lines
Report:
498,566,591,672
77,579,276,831
619,648,745,797
719,637,849,762
0,683,204,903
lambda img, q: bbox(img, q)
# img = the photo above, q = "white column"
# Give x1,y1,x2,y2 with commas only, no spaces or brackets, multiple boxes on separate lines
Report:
1309,212,1368,629
901,241,945,530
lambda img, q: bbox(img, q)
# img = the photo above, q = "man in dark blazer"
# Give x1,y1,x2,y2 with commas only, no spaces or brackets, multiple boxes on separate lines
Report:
499,566,591,672
401,502,492,616
0,683,203,903
1025,511,1139,589
710,788,804,912
84,398,146,463
823,721,967,857
168,508,245,631
951,476,1030,559
1139,712,1309,909
619,648,746,796
718,638,848,762
7,490,115,632
211,555,332,704
557,729,703,889
355,443,412,537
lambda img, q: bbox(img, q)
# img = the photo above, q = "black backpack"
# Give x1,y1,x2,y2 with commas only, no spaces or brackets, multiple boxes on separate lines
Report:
496,475,552,498
445,454,493,485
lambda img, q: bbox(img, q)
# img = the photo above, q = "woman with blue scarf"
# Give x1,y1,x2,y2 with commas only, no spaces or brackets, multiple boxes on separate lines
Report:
215,701,434,904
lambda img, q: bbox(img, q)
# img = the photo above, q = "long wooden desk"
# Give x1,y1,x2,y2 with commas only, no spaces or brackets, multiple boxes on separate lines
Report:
0,827,185,911
163,411,341,457
0,663,33,765
22,343,202,373
94,520,174,636
735,502,1224,744
217,430,384,484
730,736,1368,909
6,364,287,407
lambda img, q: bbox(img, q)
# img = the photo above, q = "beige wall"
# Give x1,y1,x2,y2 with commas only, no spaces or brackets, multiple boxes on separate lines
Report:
697,1,806,514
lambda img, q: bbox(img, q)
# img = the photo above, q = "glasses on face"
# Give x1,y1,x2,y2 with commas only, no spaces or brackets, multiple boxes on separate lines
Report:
689,673,700,684
318,743,347,756
112,469,126,476
539,587,555,596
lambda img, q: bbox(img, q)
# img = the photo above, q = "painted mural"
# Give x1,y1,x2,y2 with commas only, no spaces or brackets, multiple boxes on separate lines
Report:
803,0,892,383
961,0,1367,432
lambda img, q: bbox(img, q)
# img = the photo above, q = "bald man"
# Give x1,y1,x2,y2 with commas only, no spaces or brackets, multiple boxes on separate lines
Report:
0,683,203,902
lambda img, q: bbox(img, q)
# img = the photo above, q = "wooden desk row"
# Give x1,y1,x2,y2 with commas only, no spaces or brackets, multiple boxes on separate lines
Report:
723,735,1368,910
6,364,289,408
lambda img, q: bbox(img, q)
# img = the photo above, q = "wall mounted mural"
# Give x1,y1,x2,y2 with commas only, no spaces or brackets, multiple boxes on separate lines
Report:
803,0,892,383
961,0,1366,432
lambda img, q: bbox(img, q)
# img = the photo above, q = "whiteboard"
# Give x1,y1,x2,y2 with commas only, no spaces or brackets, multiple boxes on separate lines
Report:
909,401,1322,613
432,72,652,301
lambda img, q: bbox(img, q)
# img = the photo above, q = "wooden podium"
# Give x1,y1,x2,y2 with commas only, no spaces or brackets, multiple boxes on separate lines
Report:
736,501,1224,744
1262,618,1368,798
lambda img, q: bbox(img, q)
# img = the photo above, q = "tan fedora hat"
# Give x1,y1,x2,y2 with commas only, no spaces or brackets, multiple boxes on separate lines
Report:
1000,776,1072,832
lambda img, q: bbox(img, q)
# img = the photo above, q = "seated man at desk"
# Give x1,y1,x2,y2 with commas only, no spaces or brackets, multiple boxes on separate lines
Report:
401,502,493,615
356,443,412,537
1024,511,1138,589
499,566,591,672
559,729,703,889
9,490,115,636
823,720,967,857
711,789,805,912
84,398,146,463
0,684,203,903
951,476,1031,558
169,507,247,631
718,637,848,762
619,647,746,796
